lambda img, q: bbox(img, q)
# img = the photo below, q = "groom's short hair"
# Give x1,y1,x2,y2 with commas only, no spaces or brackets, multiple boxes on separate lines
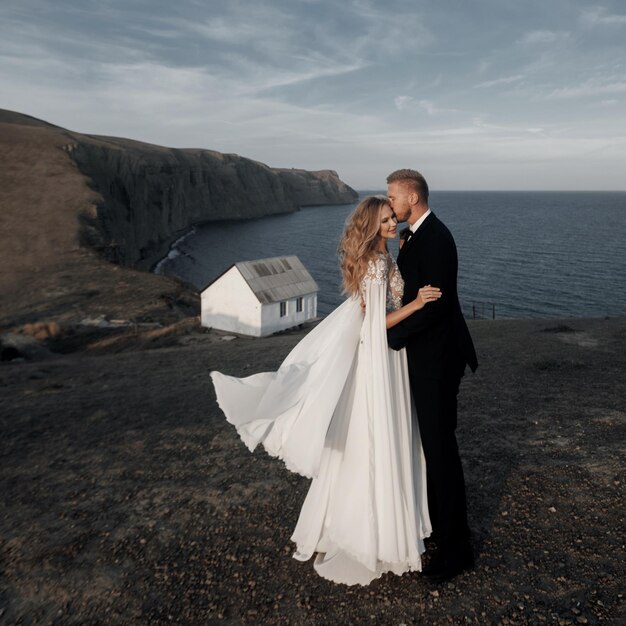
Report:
386,169,429,204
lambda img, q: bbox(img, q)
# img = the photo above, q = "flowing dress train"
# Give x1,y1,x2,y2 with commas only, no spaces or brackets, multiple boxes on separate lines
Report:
211,253,431,585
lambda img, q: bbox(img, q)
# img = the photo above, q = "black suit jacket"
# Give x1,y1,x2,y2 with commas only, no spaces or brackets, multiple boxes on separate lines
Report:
387,212,478,379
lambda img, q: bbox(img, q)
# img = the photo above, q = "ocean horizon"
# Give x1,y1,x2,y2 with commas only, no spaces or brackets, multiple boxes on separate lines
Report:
155,190,626,320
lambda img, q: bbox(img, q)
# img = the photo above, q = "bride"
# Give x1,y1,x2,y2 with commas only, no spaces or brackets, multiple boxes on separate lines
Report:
211,196,441,586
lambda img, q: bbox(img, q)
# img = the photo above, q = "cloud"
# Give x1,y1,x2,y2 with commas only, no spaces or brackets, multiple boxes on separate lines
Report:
166,1,433,85
343,0,435,55
418,100,439,115
418,100,455,116
545,80,626,99
431,73,443,88
185,15,274,44
474,75,525,89
355,123,626,172
472,117,546,136
162,10,370,94
394,95,413,110
393,96,457,116
520,30,570,45
581,7,626,26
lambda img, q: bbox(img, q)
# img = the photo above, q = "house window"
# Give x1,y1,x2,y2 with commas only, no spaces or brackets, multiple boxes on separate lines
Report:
296,297,303,313
280,301,287,317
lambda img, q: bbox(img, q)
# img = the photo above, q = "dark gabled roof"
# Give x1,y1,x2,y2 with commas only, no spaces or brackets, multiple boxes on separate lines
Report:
203,255,319,304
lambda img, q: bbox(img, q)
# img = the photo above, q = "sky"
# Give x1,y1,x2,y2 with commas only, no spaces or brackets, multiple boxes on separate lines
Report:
1,0,625,190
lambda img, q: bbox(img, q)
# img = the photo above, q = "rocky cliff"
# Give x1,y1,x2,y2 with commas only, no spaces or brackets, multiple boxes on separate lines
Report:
1,109,357,271
66,134,357,268
0,109,357,327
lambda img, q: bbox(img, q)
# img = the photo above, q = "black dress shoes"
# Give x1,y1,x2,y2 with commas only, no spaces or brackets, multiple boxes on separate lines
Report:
421,550,474,583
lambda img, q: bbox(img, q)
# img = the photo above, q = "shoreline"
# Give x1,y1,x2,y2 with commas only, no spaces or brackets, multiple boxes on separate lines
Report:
141,199,359,276
152,226,198,275
137,225,200,274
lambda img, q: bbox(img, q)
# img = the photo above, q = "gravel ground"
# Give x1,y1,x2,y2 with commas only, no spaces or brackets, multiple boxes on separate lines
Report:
1,317,625,625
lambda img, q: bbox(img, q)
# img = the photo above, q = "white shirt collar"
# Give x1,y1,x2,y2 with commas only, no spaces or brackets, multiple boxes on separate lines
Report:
409,208,431,233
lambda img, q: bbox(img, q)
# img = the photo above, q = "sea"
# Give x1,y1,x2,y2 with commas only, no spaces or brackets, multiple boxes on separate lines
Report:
154,191,626,320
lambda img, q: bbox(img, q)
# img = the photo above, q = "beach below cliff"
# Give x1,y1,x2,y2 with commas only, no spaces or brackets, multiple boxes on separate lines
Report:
1,315,624,625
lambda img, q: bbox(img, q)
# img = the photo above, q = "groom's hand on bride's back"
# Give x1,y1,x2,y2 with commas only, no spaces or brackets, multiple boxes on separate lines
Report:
387,329,405,351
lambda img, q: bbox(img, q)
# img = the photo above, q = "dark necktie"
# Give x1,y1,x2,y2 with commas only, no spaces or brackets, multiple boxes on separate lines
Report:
400,227,412,246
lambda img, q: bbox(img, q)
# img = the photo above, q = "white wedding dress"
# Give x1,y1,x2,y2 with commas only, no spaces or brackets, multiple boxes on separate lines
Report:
211,253,431,585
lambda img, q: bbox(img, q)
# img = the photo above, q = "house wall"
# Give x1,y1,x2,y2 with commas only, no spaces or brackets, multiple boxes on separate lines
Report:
201,268,262,335
305,292,317,320
260,292,318,336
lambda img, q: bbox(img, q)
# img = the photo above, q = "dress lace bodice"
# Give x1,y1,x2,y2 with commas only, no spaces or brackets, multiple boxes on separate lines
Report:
360,253,404,312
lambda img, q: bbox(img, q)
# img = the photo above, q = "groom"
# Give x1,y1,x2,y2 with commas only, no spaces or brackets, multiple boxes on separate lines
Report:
386,169,478,582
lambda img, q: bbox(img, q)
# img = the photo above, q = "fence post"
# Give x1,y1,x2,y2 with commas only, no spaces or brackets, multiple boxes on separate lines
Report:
469,301,497,320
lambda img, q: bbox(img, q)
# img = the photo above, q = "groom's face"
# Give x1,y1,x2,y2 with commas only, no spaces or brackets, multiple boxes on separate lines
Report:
387,181,412,223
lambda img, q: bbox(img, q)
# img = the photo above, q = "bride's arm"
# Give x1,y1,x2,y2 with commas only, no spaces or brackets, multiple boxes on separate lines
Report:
385,285,441,329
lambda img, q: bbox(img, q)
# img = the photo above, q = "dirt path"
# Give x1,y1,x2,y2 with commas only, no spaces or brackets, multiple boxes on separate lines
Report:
1,317,625,625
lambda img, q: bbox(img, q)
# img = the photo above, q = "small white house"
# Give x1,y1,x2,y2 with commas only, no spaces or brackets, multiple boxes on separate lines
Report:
201,255,319,337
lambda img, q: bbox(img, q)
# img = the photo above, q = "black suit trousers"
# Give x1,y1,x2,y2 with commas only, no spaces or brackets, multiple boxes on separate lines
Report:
410,361,471,556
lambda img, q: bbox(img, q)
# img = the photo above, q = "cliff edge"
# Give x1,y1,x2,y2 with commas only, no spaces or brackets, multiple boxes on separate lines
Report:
68,135,357,268
0,109,356,269
0,109,357,327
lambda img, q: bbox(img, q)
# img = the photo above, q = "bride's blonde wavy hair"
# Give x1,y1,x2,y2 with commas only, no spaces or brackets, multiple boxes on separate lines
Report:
339,196,389,296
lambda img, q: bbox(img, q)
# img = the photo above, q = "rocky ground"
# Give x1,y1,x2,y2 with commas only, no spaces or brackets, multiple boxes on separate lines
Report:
0,315,625,625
